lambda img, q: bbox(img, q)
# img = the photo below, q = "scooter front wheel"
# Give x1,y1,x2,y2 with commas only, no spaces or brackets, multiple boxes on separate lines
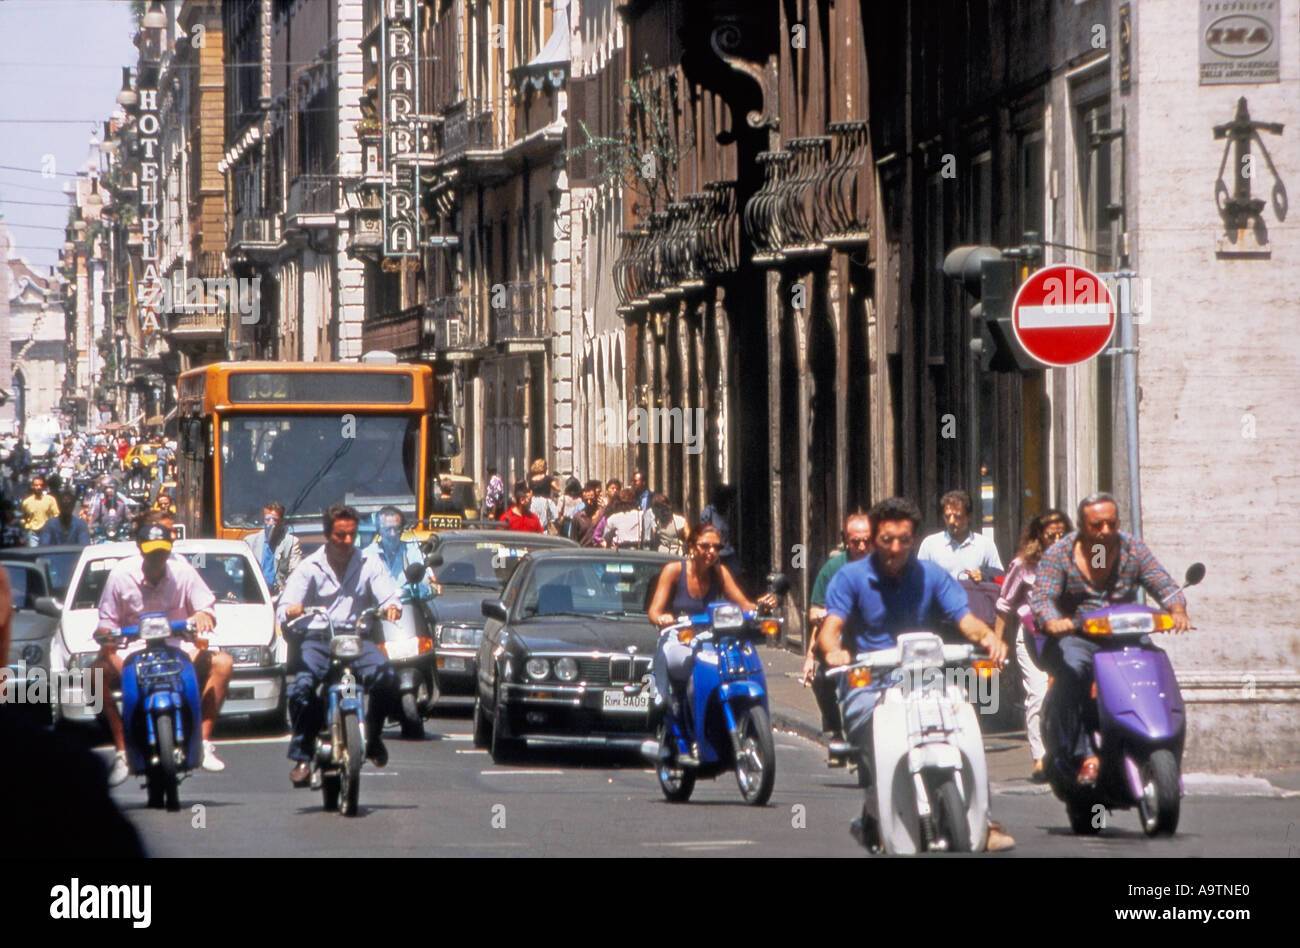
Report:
930,777,971,852
399,691,425,740
1137,749,1180,836
656,719,695,803
339,711,363,817
154,713,180,812
734,705,775,806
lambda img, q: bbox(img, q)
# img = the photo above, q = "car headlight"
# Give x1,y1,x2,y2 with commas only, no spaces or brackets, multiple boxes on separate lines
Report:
227,646,269,665
525,657,550,681
553,657,579,682
437,624,483,648
22,644,43,665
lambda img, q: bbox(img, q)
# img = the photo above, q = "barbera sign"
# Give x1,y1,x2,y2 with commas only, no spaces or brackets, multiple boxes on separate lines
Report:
383,0,421,256
137,85,162,333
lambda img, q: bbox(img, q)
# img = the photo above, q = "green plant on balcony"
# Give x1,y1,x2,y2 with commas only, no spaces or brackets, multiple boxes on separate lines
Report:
567,57,694,218
356,117,382,138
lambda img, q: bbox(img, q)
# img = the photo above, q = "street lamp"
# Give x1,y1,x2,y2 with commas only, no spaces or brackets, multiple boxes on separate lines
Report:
99,120,119,157
116,67,138,109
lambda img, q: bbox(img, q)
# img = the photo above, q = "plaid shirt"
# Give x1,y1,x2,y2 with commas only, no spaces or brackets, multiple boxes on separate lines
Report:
1029,530,1185,627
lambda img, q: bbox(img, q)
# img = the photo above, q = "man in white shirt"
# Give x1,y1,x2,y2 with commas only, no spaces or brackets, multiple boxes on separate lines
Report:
917,489,1003,582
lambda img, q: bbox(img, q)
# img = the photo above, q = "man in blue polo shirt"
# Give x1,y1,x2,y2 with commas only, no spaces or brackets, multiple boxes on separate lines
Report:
819,496,1010,850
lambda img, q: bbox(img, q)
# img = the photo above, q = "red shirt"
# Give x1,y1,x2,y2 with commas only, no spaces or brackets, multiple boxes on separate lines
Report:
499,507,542,533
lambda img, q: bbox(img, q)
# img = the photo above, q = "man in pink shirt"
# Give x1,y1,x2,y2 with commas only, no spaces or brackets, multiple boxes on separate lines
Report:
92,517,231,785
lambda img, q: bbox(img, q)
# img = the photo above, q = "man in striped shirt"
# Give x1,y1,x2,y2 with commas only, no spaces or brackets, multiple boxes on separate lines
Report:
1029,493,1190,786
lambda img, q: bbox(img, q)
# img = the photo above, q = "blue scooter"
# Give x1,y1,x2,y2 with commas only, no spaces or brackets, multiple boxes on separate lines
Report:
652,574,789,806
100,615,204,811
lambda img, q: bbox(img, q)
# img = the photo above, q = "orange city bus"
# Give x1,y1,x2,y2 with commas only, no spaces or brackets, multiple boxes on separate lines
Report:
176,361,444,542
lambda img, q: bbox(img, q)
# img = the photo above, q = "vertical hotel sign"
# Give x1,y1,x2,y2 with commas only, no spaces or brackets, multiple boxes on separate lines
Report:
383,0,420,255
137,84,162,332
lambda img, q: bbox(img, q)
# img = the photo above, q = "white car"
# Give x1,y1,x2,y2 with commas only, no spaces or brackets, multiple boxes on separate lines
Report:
49,540,288,728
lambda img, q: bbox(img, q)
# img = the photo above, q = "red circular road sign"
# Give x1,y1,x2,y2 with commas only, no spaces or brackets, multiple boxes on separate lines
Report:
1011,264,1116,367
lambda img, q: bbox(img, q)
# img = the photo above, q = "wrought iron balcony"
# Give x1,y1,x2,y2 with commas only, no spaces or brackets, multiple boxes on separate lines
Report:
493,280,548,346
440,96,510,161
286,174,339,222
776,137,831,255
164,306,226,339
229,214,280,252
195,251,225,281
821,121,871,246
743,151,792,263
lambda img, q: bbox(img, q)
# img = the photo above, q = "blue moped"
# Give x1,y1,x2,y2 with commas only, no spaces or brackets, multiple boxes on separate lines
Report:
103,614,204,811
652,575,789,806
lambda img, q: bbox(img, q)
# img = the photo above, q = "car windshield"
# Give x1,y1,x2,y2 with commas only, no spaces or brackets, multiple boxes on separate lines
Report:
518,558,663,619
3,565,36,609
219,414,420,529
68,553,265,609
432,538,559,589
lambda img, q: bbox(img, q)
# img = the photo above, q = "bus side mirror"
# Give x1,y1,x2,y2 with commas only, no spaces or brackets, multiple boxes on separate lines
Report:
438,422,461,458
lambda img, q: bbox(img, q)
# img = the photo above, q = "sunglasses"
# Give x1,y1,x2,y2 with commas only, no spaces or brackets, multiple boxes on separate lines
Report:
695,542,721,551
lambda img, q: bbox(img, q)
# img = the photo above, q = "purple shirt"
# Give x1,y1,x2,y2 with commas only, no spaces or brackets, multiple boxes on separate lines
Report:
97,553,217,632
1029,531,1185,628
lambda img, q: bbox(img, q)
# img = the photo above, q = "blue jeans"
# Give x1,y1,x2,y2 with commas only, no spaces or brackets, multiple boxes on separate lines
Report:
287,638,391,762
1040,634,1154,762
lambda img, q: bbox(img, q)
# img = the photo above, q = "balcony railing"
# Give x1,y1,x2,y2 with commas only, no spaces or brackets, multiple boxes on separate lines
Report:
440,96,510,160
287,174,339,218
424,296,475,351
494,280,547,343
165,307,226,336
195,250,225,280
363,304,422,356
231,215,280,247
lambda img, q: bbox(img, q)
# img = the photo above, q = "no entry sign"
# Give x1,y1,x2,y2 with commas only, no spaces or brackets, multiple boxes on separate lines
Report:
1011,264,1116,367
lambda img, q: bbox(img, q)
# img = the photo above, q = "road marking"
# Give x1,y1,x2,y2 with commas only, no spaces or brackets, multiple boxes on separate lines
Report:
479,769,566,775
441,734,472,741
207,736,290,746
642,840,755,849
456,749,488,755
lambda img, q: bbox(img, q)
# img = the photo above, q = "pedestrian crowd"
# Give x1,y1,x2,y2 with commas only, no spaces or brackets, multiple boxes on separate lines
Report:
479,459,716,558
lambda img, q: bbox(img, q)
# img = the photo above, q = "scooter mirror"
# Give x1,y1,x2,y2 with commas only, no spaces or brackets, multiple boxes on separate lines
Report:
404,562,427,585
1183,562,1206,588
766,572,790,596
425,552,444,569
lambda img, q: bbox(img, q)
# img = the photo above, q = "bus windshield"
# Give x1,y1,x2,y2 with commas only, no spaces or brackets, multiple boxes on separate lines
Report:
220,414,420,529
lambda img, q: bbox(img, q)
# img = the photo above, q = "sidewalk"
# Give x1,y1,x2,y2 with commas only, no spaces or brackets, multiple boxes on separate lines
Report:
762,642,1300,795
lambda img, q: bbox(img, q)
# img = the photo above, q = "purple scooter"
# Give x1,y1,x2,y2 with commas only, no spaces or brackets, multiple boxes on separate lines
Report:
1023,563,1205,837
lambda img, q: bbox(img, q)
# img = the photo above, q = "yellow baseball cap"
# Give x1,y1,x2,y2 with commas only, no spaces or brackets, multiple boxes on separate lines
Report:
138,522,174,554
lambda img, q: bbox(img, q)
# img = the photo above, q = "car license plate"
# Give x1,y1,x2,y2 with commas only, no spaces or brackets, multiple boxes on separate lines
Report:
603,689,648,713
386,637,419,660
442,656,466,671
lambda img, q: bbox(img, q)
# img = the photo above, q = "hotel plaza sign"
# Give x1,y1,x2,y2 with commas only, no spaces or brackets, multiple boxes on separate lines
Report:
383,0,421,256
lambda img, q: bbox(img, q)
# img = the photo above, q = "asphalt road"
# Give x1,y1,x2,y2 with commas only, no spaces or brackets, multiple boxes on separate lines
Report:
106,702,1300,858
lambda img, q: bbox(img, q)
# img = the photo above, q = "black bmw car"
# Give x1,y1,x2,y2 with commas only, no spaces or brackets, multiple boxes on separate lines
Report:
424,530,578,703
473,549,676,762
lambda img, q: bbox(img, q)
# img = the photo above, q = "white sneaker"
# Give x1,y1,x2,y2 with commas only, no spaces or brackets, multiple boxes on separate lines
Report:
201,740,226,773
108,751,129,787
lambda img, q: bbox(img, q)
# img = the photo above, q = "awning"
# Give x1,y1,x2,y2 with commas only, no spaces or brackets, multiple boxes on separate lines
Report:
146,415,165,426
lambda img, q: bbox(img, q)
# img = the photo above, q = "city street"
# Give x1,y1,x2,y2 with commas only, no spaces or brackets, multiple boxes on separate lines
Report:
107,703,1300,859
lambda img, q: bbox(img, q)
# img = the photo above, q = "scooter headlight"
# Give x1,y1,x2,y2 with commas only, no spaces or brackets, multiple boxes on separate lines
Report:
331,635,362,659
140,616,171,641
899,636,944,669
710,604,743,630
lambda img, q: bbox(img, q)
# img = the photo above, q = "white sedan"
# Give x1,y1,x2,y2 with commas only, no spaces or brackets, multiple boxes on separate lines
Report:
49,540,288,729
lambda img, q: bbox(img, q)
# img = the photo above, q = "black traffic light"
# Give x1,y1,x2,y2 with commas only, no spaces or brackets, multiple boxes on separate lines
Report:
942,245,1039,373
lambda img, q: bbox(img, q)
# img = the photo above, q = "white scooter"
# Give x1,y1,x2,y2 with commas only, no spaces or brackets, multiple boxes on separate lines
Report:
828,632,995,853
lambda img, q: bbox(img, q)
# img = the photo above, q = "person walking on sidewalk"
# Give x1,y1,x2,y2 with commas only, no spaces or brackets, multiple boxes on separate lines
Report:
994,509,1072,783
802,512,872,745
917,489,1004,582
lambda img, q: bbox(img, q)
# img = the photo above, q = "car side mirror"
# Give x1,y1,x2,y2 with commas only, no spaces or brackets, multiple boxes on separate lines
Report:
481,599,508,623
34,596,61,619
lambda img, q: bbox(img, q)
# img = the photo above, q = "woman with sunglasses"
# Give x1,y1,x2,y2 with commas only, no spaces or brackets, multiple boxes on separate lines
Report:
647,523,777,708
993,509,1072,782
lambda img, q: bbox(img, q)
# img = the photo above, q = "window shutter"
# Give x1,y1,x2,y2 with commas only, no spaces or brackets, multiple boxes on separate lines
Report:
567,77,591,186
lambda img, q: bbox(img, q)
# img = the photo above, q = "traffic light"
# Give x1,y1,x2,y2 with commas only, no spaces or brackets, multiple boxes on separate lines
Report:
942,246,1040,373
